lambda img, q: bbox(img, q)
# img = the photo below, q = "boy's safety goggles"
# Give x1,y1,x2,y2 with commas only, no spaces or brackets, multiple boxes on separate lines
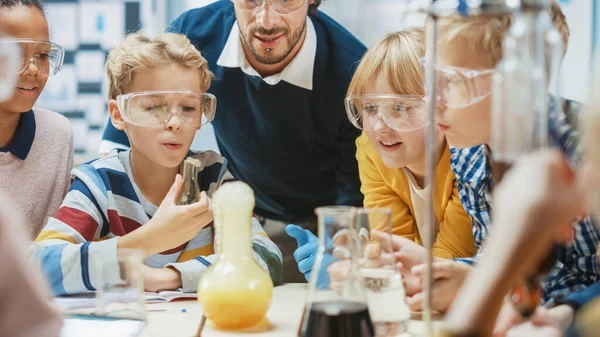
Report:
420,58,494,108
116,90,217,128
0,37,20,101
0,39,64,77
345,94,428,132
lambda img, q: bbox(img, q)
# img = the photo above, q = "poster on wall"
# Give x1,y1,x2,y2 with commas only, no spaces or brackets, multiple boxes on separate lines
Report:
40,0,150,158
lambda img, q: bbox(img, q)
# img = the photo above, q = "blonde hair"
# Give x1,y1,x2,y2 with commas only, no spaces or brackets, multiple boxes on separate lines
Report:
106,33,213,99
347,27,425,96
437,1,569,68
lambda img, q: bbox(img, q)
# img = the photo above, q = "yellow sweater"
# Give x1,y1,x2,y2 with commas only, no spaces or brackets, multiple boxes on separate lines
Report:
356,134,476,259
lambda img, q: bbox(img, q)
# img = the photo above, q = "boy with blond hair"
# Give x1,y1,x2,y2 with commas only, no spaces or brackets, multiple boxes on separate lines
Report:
396,1,599,317
33,33,282,295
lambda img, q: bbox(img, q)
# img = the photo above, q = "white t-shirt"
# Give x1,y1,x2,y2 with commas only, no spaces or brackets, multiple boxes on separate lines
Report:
402,168,439,239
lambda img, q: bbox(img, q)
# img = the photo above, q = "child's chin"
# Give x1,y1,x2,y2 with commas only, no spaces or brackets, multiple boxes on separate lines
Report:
446,134,481,149
159,153,189,168
382,156,407,169
4,101,35,114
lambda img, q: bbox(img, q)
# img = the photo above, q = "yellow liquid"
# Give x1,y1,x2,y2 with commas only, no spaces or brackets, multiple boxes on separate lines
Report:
198,261,273,330
196,182,274,331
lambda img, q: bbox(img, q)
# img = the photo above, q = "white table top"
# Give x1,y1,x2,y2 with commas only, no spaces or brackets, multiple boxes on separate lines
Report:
140,284,433,337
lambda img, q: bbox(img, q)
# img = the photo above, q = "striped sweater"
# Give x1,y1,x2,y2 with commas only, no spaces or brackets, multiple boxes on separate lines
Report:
33,149,282,295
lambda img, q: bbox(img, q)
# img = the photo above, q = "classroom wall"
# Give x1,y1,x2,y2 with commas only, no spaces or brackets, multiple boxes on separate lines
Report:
558,0,594,102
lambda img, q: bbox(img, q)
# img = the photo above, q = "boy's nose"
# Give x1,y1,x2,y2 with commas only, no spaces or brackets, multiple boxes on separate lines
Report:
165,113,183,130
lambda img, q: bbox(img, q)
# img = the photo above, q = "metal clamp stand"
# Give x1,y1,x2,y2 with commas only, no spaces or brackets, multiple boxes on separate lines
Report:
410,0,563,333
414,1,517,335
492,0,565,319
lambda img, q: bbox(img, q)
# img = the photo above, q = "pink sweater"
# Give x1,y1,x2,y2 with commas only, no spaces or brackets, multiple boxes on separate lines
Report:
0,108,73,239
0,193,62,337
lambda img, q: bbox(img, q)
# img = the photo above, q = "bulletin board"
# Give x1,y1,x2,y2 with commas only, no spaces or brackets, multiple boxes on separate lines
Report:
38,0,152,158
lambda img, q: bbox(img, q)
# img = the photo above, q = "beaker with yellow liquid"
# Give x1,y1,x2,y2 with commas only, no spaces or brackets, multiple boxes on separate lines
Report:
196,181,273,330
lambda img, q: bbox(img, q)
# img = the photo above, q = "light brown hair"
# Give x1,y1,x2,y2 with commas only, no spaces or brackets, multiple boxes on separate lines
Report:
347,27,425,96
436,1,569,68
106,33,213,99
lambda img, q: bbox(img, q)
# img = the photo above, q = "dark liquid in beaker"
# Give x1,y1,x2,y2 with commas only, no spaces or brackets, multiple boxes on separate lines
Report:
299,301,374,337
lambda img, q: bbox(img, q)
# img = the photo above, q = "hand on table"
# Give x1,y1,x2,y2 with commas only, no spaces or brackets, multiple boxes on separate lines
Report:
505,322,563,337
370,230,441,297
494,303,574,337
530,305,575,331
407,260,471,313
371,231,429,270
143,266,182,293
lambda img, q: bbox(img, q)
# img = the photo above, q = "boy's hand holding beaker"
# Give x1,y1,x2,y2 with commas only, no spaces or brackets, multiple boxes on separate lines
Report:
119,174,213,257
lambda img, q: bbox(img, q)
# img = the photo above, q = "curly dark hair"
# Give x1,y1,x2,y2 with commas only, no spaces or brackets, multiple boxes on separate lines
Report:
0,0,44,13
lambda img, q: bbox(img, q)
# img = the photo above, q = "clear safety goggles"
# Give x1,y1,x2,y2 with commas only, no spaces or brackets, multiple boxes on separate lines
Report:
236,0,308,13
116,90,217,129
345,94,428,132
0,37,20,101
0,39,64,77
420,58,494,108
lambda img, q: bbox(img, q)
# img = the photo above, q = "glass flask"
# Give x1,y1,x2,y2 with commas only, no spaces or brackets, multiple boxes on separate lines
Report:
491,0,562,181
298,206,375,337
196,181,273,330
95,249,146,321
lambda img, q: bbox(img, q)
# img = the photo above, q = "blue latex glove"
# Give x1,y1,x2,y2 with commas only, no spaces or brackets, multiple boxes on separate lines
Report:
286,224,335,289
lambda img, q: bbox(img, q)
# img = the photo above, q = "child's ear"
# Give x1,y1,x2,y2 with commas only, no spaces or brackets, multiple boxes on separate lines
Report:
108,100,127,131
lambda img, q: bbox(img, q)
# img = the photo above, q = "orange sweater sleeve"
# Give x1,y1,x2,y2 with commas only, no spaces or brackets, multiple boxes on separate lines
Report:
356,136,418,241
432,178,477,259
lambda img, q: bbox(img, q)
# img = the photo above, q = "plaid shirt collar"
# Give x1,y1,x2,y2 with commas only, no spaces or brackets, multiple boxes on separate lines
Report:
450,144,494,204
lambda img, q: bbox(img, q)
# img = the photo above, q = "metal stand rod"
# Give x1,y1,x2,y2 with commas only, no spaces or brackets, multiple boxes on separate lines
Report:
418,2,518,335
422,7,438,337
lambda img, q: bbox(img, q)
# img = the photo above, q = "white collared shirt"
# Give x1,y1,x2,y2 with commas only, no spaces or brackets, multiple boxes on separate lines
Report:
216,17,317,90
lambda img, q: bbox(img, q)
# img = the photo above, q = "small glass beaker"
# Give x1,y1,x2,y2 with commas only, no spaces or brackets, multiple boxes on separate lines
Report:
95,249,146,321
298,206,375,337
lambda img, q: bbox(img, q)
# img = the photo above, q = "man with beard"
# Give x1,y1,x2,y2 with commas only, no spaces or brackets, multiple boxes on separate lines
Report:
99,0,366,282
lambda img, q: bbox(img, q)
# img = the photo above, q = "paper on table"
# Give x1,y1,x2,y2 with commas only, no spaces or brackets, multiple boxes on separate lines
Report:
54,290,197,310
54,292,97,311
143,291,197,303
60,315,145,337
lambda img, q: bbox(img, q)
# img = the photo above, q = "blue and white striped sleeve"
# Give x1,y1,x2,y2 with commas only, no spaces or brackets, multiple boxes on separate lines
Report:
33,177,123,296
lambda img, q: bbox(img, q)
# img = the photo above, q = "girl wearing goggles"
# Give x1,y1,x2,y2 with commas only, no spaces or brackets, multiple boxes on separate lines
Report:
0,0,72,238
346,28,477,259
